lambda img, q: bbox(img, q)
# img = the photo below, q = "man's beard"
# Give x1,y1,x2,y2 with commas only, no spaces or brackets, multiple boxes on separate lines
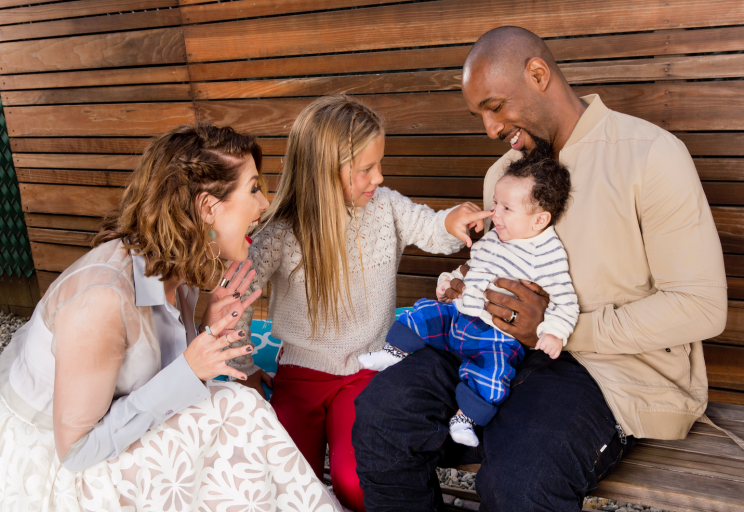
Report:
527,133,552,158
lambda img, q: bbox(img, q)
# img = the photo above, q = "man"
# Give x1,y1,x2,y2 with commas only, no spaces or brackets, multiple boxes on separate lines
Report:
352,26,727,511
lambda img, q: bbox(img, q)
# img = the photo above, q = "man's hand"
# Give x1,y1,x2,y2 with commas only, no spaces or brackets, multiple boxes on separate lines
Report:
235,369,274,400
485,278,550,347
444,202,493,247
535,333,563,359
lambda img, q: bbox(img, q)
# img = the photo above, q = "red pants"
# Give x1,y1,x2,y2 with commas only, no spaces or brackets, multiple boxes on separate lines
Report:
271,364,375,512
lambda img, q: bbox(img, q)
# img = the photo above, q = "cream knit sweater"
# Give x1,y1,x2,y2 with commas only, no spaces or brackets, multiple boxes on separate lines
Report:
231,187,463,376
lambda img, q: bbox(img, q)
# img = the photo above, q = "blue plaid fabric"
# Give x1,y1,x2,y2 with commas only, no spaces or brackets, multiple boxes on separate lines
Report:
397,299,525,408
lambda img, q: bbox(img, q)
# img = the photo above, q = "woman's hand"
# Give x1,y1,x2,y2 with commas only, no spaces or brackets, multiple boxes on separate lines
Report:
444,202,493,247
200,260,262,335
235,369,274,399
185,312,255,381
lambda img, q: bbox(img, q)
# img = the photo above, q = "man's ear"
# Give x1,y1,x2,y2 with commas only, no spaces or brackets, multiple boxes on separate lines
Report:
196,192,218,225
533,211,551,231
526,57,551,93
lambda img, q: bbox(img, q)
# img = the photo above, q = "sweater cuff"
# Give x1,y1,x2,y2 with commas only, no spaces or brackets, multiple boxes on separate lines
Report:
564,312,595,353
436,207,465,248
135,354,211,423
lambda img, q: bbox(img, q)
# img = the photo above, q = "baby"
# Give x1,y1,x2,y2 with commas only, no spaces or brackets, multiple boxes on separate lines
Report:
359,152,579,447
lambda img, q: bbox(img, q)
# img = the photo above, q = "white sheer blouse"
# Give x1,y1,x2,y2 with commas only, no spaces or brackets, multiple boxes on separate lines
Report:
0,239,211,471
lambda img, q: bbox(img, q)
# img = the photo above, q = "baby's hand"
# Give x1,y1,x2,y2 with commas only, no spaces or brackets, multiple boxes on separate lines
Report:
535,334,562,359
436,279,453,302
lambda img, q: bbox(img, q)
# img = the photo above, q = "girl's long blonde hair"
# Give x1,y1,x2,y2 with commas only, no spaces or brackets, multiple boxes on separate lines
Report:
260,95,384,337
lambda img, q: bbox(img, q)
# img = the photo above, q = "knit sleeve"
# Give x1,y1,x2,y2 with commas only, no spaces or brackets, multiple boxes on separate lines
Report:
386,188,464,254
534,241,580,345
228,223,286,375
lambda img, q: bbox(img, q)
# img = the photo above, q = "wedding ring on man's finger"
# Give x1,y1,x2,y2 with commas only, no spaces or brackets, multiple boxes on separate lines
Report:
506,310,517,324
219,277,230,288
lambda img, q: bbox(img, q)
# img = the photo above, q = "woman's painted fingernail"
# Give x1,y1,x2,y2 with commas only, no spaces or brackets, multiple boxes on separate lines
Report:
241,375,247,380
246,346,252,352
233,292,241,299
238,330,246,337
231,311,238,317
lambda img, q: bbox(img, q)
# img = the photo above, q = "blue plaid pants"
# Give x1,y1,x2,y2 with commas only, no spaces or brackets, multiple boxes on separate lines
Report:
390,299,525,425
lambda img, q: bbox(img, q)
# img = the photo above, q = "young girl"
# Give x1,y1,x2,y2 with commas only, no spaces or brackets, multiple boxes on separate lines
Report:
230,96,490,511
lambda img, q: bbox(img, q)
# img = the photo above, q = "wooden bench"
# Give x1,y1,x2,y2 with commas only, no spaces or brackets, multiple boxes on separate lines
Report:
433,402,744,511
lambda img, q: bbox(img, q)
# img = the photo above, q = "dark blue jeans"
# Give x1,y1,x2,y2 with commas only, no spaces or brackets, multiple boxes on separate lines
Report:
352,345,636,512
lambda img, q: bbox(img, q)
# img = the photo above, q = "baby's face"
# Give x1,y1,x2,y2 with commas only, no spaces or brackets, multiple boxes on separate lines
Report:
490,175,548,241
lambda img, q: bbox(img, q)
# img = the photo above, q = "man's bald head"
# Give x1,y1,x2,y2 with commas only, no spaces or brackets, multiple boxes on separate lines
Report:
464,26,561,84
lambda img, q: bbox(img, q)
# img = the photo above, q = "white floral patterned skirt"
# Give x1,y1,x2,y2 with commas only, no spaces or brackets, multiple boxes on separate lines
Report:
0,381,340,512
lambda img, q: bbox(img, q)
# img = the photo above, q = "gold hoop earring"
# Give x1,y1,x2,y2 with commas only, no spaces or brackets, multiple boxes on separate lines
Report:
206,223,220,260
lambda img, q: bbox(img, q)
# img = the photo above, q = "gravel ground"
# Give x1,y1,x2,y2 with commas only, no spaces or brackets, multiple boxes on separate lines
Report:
1,313,666,512
0,310,27,354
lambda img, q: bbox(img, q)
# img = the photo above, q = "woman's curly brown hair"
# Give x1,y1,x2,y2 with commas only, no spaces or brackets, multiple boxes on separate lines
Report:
93,123,263,289
503,151,572,225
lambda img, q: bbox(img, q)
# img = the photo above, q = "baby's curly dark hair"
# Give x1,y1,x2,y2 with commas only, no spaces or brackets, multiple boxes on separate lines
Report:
502,152,572,225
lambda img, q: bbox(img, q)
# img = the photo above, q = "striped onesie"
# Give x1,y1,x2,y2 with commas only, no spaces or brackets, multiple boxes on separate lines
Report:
393,225,579,425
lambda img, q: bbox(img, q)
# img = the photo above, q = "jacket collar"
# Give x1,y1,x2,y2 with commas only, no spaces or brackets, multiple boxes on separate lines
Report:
562,94,609,149
131,252,166,308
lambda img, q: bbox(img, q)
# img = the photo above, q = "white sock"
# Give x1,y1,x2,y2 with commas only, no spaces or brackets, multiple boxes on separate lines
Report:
358,343,407,371
449,414,479,447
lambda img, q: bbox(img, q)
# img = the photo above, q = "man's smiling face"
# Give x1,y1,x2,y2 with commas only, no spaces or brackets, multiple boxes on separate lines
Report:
462,59,553,156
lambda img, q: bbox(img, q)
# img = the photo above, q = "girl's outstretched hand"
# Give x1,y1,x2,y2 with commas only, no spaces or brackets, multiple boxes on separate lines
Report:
200,260,262,335
444,202,493,247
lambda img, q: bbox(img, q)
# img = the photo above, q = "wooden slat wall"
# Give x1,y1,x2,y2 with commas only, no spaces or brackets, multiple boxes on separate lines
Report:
1,0,743,403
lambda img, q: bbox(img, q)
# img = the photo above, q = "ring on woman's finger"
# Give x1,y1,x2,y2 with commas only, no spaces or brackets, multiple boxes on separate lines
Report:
506,310,517,324
204,325,214,336
219,277,230,288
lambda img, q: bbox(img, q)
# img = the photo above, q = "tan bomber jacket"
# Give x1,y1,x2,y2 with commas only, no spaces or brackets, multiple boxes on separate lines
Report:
483,95,728,440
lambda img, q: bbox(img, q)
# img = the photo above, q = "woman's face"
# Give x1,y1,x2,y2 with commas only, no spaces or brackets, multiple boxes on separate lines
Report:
209,156,269,262
340,135,385,208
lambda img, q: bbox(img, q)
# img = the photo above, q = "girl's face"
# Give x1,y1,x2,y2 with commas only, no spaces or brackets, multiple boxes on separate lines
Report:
340,135,385,208
208,156,269,261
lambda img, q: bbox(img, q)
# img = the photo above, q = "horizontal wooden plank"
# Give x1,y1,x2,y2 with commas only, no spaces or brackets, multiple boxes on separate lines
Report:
193,54,744,101
0,0,175,26
596,455,744,512
188,26,744,81
0,65,190,91
183,0,744,63
36,270,59,295
4,103,195,137
573,83,744,132
13,154,139,170
0,0,58,8
0,7,182,42
712,207,744,254
10,138,150,154
193,70,462,100
696,159,744,182
0,27,186,74
625,444,744,484
27,228,94,247
708,389,744,407
704,343,744,392
729,277,744,301
16,168,131,187
19,184,122,216
676,133,744,158
181,0,402,24
396,274,437,308
711,301,744,347
399,255,466,277
703,183,744,206
1,84,192,106
24,213,102,232
726,255,744,278
30,242,89,272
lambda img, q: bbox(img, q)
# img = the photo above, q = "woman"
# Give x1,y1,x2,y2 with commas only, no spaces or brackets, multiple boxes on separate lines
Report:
0,124,340,511
231,96,488,511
